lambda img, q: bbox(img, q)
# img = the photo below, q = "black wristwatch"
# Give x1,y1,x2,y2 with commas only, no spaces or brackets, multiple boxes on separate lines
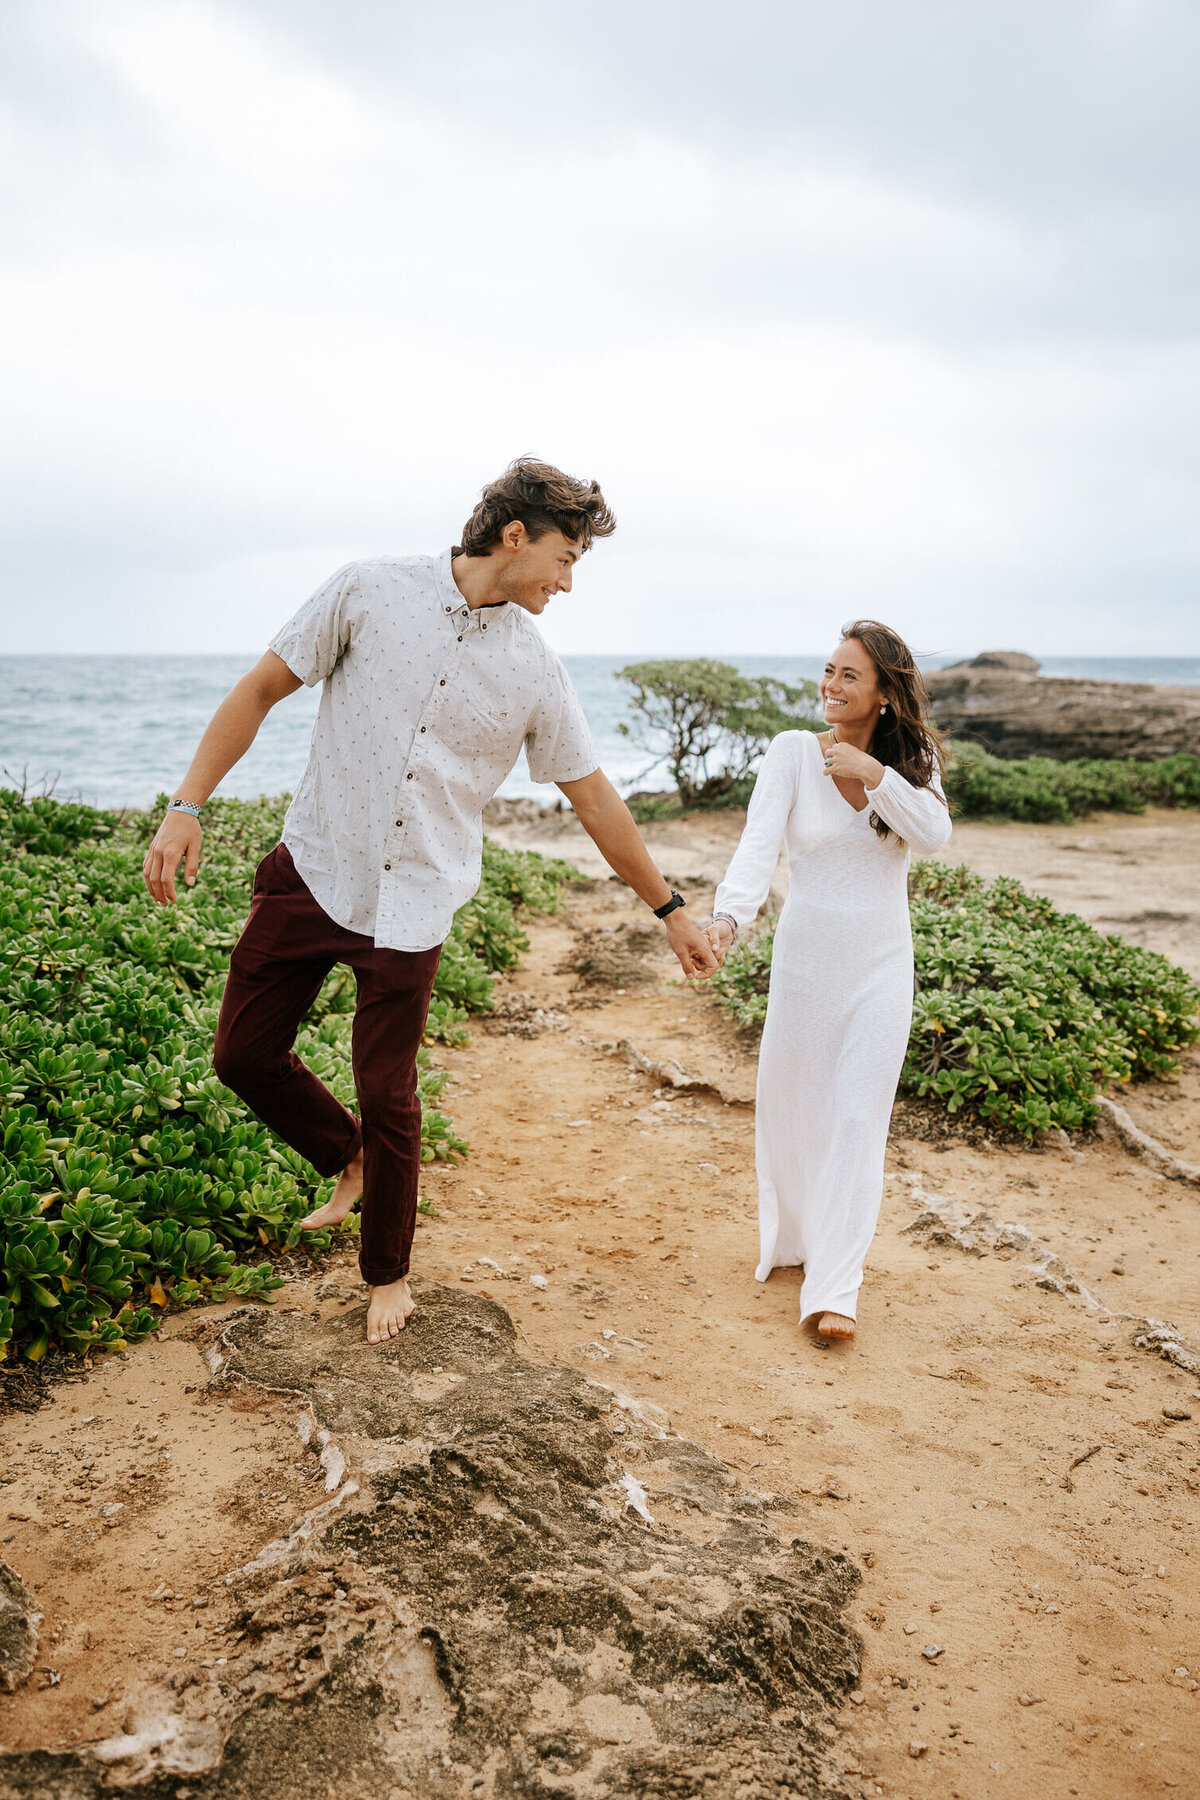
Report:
652,889,686,920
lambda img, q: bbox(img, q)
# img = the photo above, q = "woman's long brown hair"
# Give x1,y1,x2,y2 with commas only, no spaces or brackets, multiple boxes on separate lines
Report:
839,619,947,841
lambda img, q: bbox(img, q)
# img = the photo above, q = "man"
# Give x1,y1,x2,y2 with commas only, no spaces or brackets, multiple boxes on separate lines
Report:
143,457,719,1345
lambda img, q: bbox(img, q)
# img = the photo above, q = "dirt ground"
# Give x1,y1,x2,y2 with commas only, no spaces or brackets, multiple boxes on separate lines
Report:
2,809,1198,1798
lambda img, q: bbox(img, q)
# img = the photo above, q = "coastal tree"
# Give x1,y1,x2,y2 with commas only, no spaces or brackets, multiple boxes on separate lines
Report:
615,659,820,806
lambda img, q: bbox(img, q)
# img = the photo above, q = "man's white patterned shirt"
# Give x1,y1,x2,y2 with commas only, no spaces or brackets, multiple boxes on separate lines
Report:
269,551,597,951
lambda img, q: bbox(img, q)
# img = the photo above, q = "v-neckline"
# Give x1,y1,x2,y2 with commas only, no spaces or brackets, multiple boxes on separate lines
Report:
813,730,871,816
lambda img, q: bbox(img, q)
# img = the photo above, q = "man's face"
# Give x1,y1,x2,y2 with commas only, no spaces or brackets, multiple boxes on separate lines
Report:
497,527,582,615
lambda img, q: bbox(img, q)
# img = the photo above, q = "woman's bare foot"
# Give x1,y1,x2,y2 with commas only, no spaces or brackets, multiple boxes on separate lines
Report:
366,1278,415,1344
817,1311,856,1340
299,1149,364,1231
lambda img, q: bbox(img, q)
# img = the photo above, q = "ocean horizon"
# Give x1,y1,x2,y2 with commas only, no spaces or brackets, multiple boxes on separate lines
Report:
2,652,1198,813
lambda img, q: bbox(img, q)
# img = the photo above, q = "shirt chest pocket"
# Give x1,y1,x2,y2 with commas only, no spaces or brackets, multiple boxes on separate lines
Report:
436,693,522,765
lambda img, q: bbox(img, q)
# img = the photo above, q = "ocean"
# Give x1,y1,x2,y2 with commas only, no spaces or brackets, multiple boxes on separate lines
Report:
2,653,1198,813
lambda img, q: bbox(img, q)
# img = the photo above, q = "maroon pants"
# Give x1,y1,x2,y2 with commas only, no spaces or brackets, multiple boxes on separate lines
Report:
213,843,442,1286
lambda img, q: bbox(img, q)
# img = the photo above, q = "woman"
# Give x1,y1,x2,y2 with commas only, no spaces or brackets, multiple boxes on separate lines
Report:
707,621,951,1341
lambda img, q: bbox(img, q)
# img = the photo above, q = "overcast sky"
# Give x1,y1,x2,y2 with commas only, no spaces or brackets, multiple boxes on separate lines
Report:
2,0,1198,659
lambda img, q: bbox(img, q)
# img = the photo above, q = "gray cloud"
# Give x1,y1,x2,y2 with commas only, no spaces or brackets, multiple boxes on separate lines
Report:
233,0,1200,341
0,0,1197,658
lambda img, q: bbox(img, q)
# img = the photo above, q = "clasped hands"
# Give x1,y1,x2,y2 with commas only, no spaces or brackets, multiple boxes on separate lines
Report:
674,915,733,976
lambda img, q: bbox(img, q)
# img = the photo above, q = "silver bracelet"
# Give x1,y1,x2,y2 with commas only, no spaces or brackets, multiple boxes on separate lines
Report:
167,799,203,821
712,911,739,943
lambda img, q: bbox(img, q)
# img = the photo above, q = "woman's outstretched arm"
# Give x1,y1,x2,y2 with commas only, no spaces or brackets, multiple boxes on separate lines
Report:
712,733,802,932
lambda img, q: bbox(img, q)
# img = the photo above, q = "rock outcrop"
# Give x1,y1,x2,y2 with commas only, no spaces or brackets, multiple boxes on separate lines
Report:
926,654,1200,761
0,1564,39,1695
0,1286,862,1799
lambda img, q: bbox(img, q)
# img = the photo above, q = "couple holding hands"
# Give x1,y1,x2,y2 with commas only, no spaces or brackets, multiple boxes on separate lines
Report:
143,458,951,1349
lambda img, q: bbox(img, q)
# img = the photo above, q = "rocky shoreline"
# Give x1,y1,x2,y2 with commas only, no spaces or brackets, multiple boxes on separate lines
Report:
924,651,1200,761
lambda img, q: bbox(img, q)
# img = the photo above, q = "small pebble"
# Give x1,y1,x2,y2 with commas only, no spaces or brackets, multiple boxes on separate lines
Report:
849,1690,865,1705
1162,1407,1192,1422
1018,1693,1043,1707
922,1645,943,1660
908,1741,928,1759
903,1622,918,1635
529,1275,548,1290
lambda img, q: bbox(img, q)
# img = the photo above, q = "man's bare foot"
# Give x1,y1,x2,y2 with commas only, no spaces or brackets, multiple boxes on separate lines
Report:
300,1149,364,1231
817,1312,856,1340
367,1278,415,1344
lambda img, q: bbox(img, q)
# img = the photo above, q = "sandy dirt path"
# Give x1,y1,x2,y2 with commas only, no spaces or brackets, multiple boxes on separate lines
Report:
3,815,1198,1798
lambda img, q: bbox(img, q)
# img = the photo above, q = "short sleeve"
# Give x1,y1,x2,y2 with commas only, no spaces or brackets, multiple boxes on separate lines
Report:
524,656,598,785
269,563,360,688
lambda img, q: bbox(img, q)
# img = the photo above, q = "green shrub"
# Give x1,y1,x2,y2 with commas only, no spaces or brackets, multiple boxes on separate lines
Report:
616,660,820,806
943,745,1200,821
0,790,576,1360
710,861,1200,1137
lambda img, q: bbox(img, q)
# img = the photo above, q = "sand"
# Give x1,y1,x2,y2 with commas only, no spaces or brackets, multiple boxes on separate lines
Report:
2,808,1198,1797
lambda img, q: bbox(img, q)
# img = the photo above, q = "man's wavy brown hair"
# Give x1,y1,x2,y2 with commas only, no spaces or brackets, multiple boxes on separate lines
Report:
457,456,616,558
839,619,948,841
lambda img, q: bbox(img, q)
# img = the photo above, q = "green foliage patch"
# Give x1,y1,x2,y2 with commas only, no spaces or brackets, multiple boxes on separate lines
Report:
710,861,1199,1137
942,744,1200,822
0,791,578,1361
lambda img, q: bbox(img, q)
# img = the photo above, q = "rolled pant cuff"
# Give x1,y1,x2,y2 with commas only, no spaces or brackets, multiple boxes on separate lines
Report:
360,1262,410,1287
311,1121,362,1180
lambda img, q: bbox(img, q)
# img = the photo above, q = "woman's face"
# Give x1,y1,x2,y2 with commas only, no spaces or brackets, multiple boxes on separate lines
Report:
820,637,887,729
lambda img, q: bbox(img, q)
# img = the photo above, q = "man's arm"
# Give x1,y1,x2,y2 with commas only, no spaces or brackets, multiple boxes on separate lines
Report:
142,651,303,905
556,770,720,978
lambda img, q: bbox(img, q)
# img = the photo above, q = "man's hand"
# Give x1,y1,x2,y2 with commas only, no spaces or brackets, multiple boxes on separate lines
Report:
143,814,202,905
141,651,302,906
665,909,721,980
555,770,720,979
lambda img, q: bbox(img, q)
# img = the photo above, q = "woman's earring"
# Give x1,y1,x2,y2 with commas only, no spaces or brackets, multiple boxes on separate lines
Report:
880,703,888,714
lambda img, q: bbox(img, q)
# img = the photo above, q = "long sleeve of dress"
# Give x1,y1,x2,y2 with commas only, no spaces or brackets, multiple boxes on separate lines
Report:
712,733,801,930
864,764,952,855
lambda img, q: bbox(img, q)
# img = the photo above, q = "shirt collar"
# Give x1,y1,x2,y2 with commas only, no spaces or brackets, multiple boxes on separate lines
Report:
437,547,512,631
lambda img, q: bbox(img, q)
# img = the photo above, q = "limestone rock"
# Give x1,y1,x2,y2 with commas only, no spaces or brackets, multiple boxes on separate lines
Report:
966,651,1042,672
926,657,1200,761
0,1561,40,1693
0,1285,862,1799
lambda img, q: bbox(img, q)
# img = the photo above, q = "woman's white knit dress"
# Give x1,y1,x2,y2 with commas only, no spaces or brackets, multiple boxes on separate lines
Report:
713,730,952,1322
